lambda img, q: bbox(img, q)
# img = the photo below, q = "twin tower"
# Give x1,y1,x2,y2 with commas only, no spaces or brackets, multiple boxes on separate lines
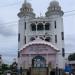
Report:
18,0,65,70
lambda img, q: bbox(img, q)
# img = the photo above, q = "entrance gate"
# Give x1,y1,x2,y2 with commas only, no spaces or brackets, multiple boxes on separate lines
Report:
32,56,46,68
30,56,48,75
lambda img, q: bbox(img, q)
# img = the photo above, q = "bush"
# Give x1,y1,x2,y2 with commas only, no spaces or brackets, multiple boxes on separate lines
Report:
68,53,75,61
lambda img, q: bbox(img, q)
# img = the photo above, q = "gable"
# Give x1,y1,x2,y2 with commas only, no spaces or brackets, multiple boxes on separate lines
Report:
20,44,58,55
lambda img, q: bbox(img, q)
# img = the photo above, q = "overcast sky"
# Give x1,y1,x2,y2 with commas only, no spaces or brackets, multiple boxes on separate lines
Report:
0,0,75,64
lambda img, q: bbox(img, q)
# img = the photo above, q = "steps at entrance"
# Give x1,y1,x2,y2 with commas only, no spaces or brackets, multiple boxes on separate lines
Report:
30,67,48,75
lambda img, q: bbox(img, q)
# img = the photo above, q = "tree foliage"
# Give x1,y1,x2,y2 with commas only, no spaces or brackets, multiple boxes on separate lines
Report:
68,53,75,61
0,64,9,74
0,62,18,75
10,61,18,75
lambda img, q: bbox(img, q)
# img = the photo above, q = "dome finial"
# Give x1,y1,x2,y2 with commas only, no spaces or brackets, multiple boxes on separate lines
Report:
52,0,58,2
52,0,57,1
24,0,27,3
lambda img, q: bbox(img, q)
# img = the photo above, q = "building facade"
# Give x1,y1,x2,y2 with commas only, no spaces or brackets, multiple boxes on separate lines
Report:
18,0,65,74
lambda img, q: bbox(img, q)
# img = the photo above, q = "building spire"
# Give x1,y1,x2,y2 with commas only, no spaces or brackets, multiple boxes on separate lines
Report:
18,0,35,18
52,0,58,1
52,0,57,1
24,0,27,4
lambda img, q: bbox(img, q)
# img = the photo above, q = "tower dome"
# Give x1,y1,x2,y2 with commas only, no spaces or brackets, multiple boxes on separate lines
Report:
22,1,32,9
45,0,64,17
50,0,59,6
18,0,35,18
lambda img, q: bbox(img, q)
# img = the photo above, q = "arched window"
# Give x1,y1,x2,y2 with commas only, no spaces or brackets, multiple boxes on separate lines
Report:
30,37,35,41
61,32,64,40
31,23,36,31
37,23,44,30
24,22,26,29
40,37,44,40
18,33,20,42
62,48,65,57
32,56,46,68
54,21,56,28
24,36,26,44
45,23,50,30
55,35,57,43
45,37,51,42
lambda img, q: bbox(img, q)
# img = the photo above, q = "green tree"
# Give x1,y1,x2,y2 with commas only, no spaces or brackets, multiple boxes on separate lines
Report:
68,53,75,61
0,64,9,75
10,62,18,75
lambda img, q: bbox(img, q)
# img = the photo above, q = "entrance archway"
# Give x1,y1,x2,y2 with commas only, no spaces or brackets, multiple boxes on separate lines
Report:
32,56,46,68
50,70,55,75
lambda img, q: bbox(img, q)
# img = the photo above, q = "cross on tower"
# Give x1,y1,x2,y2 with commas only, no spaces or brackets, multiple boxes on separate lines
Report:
24,0,27,3
24,0,31,3
52,0,58,1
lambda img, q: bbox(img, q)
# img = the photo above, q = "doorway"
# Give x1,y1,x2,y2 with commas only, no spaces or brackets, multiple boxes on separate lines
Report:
32,55,46,68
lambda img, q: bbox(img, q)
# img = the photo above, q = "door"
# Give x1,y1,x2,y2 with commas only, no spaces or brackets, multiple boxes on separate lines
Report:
32,56,46,68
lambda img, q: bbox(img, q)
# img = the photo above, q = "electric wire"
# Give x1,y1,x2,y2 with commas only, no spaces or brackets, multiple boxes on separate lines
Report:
0,1,75,57
0,13,75,26
0,0,75,14
0,53,74,57
0,1,21,8
64,10,75,13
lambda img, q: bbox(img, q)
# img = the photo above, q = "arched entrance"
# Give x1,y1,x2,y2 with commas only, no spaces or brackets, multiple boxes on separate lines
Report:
50,70,55,75
32,56,46,68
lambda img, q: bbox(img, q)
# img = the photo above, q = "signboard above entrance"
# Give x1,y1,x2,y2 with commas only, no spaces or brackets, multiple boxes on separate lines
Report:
30,45,49,52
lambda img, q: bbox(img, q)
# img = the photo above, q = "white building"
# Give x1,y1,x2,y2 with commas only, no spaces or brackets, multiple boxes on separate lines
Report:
18,0,65,74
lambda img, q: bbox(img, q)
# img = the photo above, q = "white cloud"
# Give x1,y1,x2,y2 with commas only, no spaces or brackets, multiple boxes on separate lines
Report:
65,35,75,53
0,35,18,64
0,20,17,36
0,0,75,63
